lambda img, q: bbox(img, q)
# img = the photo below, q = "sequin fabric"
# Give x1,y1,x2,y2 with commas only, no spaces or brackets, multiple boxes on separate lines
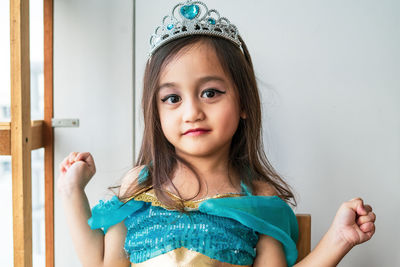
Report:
124,200,258,265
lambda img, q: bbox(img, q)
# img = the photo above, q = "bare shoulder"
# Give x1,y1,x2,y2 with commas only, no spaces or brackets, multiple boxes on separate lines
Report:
119,165,147,197
251,180,279,196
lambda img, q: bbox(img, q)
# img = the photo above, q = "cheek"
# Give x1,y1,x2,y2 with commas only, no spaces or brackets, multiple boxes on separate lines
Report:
158,109,177,137
213,104,240,133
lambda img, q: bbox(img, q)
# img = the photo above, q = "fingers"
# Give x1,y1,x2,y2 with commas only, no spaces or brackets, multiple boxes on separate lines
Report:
348,198,376,237
344,197,368,216
356,206,376,235
59,152,87,172
68,152,90,163
360,221,376,243
59,154,72,171
68,152,79,163
360,222,375,232
357,211,376,224
361,222,376,239
75,152,84,161
76,152,90,162
66,152,77,168
363,204,373,212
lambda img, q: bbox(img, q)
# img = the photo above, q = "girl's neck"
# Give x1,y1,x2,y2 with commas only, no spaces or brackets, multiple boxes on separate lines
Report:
164,158,242,200
174,141,233,179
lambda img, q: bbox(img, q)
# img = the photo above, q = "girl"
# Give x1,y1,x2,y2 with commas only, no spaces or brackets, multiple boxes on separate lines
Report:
58,1,376,266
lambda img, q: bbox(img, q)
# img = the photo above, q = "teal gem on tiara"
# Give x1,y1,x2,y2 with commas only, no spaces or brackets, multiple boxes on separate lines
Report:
180,4,199,20
166,23,174,30
207,18,216,25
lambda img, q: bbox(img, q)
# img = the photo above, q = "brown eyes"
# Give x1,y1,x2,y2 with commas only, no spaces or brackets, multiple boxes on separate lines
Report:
203,90,218,98
161,89,226,104
162,95,181,104
201,88,226,98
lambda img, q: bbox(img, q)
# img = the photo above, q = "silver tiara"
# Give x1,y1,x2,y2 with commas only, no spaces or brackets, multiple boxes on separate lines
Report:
149,0,242,57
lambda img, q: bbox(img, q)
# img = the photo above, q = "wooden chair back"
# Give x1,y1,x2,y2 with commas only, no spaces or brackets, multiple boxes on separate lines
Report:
295,214,311,262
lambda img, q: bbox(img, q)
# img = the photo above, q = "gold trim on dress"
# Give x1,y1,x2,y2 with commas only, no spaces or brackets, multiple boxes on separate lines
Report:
123,185,153,203
130,187,244,210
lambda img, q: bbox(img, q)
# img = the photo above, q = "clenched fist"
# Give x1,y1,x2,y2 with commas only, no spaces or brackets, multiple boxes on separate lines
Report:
329,197,376,248
57,152,96,195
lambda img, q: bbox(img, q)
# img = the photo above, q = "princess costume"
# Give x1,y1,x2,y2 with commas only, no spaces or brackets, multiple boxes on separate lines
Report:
88,166,299,266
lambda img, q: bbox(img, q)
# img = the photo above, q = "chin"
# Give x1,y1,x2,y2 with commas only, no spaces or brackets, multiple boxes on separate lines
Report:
178,146,224,158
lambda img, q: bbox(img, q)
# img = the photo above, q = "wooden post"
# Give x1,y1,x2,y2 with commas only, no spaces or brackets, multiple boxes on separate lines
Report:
296,214,312,262
44,0,55,266
10,0,33,266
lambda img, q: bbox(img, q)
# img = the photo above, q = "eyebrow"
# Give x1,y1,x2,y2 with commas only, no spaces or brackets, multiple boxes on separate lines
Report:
158,75,227,91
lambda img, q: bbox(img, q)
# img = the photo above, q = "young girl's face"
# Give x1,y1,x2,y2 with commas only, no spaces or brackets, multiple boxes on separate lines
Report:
157,41,246,159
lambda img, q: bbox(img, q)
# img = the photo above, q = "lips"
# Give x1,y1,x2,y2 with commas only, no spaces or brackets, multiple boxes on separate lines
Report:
183,128,211,135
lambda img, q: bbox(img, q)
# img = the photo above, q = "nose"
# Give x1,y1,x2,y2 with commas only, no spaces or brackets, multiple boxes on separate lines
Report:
182,97,205,123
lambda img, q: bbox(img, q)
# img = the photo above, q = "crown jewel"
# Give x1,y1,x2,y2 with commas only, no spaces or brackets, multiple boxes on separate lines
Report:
149,0,242,56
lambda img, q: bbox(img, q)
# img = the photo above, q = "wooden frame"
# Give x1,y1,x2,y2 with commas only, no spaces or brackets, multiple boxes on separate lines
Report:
10,0,32,265
2,0,54,266
296,214,312,262
43,0,55,266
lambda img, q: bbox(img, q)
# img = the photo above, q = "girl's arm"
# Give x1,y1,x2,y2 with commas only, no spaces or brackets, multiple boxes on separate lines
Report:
252,181,288,267
294,198,376,267
59,186,104,266
252,182,376,267
253,234,287,267
253,229,350,267
58,152,130,267
292,227,352,267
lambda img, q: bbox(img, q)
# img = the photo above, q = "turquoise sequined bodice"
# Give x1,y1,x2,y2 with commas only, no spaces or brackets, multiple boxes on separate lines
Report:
124,202,258,265
88,167,299,266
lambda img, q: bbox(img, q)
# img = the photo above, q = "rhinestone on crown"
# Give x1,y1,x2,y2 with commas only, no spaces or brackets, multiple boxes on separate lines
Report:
148,0,242,57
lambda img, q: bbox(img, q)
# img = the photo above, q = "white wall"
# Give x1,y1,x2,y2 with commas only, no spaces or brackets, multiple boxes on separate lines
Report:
54,1,133,266
135,0,400,266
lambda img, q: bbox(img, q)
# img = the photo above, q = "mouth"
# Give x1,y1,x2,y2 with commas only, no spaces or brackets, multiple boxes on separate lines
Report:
183,128,211,136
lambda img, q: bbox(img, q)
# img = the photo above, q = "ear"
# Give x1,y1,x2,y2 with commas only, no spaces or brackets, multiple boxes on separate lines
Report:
240,110,247,119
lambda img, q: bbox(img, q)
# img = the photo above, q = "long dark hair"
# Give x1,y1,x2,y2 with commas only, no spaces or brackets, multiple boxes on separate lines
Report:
117,35,296,211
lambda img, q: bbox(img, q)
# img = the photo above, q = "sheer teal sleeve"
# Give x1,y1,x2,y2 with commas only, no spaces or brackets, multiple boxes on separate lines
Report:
199,195,299,266
87,195,145,234
88,165,150,233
